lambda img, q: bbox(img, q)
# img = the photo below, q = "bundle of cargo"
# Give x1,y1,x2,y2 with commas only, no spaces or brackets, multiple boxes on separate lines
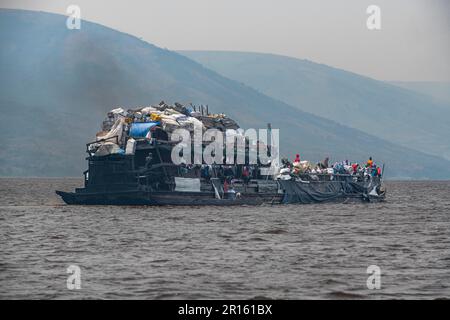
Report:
89,101,239,157
101,107,127,132
292,160,313,174
97,116,126,145
196,114,239,131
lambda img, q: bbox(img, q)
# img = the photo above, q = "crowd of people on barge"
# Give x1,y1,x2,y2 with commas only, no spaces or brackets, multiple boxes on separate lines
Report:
283,155,382,177
178,154,382,184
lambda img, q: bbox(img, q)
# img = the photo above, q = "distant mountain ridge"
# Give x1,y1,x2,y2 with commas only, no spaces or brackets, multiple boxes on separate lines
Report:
389,81,450,104
1,9,449,179
181,51,450,161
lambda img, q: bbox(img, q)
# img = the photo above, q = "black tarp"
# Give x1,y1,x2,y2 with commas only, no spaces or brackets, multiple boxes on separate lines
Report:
279,179,370,204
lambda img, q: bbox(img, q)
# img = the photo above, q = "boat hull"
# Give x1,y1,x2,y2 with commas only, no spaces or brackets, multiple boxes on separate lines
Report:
55,188,385,206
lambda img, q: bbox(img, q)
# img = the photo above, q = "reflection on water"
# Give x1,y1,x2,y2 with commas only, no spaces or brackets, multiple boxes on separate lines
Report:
0,178,449,299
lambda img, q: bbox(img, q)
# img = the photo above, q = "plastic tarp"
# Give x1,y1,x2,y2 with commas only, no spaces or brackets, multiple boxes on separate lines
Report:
129,122,159,138
174,177,201,192
97,118,125,144
94,142,124,157
279,179,368,204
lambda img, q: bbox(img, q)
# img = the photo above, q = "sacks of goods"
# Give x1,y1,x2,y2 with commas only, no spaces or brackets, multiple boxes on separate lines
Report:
97,117,126,145
89,101,241,157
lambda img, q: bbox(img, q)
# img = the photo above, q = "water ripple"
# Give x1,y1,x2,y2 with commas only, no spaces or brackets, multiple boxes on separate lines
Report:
1,178,450,299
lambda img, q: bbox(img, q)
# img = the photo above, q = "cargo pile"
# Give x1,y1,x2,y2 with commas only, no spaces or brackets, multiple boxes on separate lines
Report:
88,101,240,157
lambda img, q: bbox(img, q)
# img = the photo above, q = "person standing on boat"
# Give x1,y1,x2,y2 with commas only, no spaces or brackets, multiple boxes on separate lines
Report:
371,164,378,177
201,164,210,181
323,157,329,168
223,179,229,193
352,163,359,175
224,165,234,179
217,166,224,181
242,166,250,184
317,157,329,169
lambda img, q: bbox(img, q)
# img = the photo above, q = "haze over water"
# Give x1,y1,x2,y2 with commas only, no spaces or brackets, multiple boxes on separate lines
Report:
1,178,449,299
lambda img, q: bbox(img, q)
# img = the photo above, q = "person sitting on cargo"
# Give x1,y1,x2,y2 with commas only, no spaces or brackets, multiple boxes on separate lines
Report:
351,163,359,175
333,162,345,174
294,154,301,163
281,158,291,170
371,164,378,177
318,157,329,169
227,186,237,200
366,157,374,168
377,166,382,177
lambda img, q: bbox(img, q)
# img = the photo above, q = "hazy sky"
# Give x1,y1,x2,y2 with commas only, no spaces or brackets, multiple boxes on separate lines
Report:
1,0,449,81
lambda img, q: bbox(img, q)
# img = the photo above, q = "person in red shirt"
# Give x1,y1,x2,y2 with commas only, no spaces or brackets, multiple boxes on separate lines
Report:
223,179,229,193
294,154,300,163
242,166,250,184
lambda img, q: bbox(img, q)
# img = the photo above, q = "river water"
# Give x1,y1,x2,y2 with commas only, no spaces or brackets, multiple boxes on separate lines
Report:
0,178,449,299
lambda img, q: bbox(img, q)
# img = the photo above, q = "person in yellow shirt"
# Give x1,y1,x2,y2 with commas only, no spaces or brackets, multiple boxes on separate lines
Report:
366,157,374,168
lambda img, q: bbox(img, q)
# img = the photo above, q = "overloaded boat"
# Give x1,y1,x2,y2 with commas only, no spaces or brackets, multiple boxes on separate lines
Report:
56,101,386,205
